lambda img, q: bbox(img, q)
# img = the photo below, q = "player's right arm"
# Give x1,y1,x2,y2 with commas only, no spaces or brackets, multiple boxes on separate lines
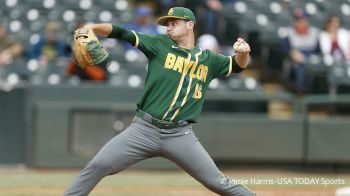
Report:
83,23,112,37
83,23,157,57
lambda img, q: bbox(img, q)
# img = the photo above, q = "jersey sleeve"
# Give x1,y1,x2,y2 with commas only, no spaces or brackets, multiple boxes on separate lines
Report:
107,25,158,58
132,32,159,57
211,52,244,78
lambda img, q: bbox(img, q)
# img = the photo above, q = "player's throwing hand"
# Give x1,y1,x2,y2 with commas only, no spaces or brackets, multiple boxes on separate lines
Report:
233,38,251,54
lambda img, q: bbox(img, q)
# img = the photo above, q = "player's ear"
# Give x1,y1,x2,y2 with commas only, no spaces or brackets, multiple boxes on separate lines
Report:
187,21,195,30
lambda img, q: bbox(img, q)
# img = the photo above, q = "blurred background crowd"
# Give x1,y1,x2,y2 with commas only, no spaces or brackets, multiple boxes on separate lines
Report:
1,0,350,95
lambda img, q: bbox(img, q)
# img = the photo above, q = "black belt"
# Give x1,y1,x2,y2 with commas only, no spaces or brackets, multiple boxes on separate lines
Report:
135,109,189,129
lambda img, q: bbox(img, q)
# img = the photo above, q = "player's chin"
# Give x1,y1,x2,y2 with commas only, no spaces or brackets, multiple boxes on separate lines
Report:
167,32,176,39
167,33,173,38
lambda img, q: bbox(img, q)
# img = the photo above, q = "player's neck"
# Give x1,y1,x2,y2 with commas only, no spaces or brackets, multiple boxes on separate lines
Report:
176,34,195,50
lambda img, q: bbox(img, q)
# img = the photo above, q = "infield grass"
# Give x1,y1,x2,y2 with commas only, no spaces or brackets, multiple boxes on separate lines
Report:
0,167,349,196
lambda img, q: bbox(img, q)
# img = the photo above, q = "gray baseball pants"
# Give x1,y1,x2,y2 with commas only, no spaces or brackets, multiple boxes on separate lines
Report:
63,116,255,196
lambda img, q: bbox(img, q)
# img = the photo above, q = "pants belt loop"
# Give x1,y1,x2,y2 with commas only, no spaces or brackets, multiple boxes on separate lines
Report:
136,109,188,129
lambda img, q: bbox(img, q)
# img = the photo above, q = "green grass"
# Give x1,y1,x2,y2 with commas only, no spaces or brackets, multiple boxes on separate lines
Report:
0,168,349,196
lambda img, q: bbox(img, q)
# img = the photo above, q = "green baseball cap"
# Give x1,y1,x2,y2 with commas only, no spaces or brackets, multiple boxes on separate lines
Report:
157,7,196,26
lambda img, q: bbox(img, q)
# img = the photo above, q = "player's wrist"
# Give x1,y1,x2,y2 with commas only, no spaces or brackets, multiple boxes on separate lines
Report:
83,24,95,30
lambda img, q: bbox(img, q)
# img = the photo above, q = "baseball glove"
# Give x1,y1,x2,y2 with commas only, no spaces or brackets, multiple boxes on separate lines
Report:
73,28,110,69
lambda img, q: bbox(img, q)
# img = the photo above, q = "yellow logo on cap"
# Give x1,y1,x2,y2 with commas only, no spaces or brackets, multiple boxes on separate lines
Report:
168,8,174,15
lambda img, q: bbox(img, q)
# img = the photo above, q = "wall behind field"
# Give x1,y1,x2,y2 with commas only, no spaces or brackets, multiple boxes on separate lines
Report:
1,84,350,169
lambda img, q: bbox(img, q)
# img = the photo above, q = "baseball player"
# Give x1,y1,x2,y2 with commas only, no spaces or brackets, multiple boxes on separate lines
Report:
64,7,254,196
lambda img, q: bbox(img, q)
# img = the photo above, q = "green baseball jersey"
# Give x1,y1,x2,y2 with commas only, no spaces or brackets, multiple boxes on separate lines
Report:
109,26,243,123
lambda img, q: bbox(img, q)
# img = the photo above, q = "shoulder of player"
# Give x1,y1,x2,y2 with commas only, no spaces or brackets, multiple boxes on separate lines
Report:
136,32,168,41
196,48,211,56
159,34,171,40
201,49,228,58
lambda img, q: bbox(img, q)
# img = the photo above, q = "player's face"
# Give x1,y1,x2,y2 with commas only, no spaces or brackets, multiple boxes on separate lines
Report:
166,19,193,40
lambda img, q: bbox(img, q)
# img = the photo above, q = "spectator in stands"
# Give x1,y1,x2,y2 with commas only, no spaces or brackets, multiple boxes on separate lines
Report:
66,59,108,81
154,0,176,15
0,23,23,66
124,5,159,35
66,21,108,81
28,21,70,66
121,5,160,57
283,8,320,93
183,0,224,36
204,0,223,35
319,15,350,63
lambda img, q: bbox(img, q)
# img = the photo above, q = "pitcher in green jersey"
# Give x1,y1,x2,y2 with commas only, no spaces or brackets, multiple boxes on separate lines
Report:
64,7,254,196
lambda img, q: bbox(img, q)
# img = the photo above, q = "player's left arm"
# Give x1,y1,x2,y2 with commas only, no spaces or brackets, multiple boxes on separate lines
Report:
233,38,250,69
83,23,113,37
82,23,158,58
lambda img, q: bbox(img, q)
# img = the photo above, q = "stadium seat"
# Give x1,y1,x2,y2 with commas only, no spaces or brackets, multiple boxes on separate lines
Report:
61,0,83,11
282,0,303,13
25,0,52,10
272,11,292,27
259,22,280,44
308,12,326,29
8,6,27,21
248,0,271,15
83,8,99,22
95,0,118,12
234,10,260,33
4,59,31,81
328,62,350,94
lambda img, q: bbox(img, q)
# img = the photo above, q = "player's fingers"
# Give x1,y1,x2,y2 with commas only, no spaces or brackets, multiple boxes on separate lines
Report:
233,41,240,51
234,42,251,53
243,43,251,53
